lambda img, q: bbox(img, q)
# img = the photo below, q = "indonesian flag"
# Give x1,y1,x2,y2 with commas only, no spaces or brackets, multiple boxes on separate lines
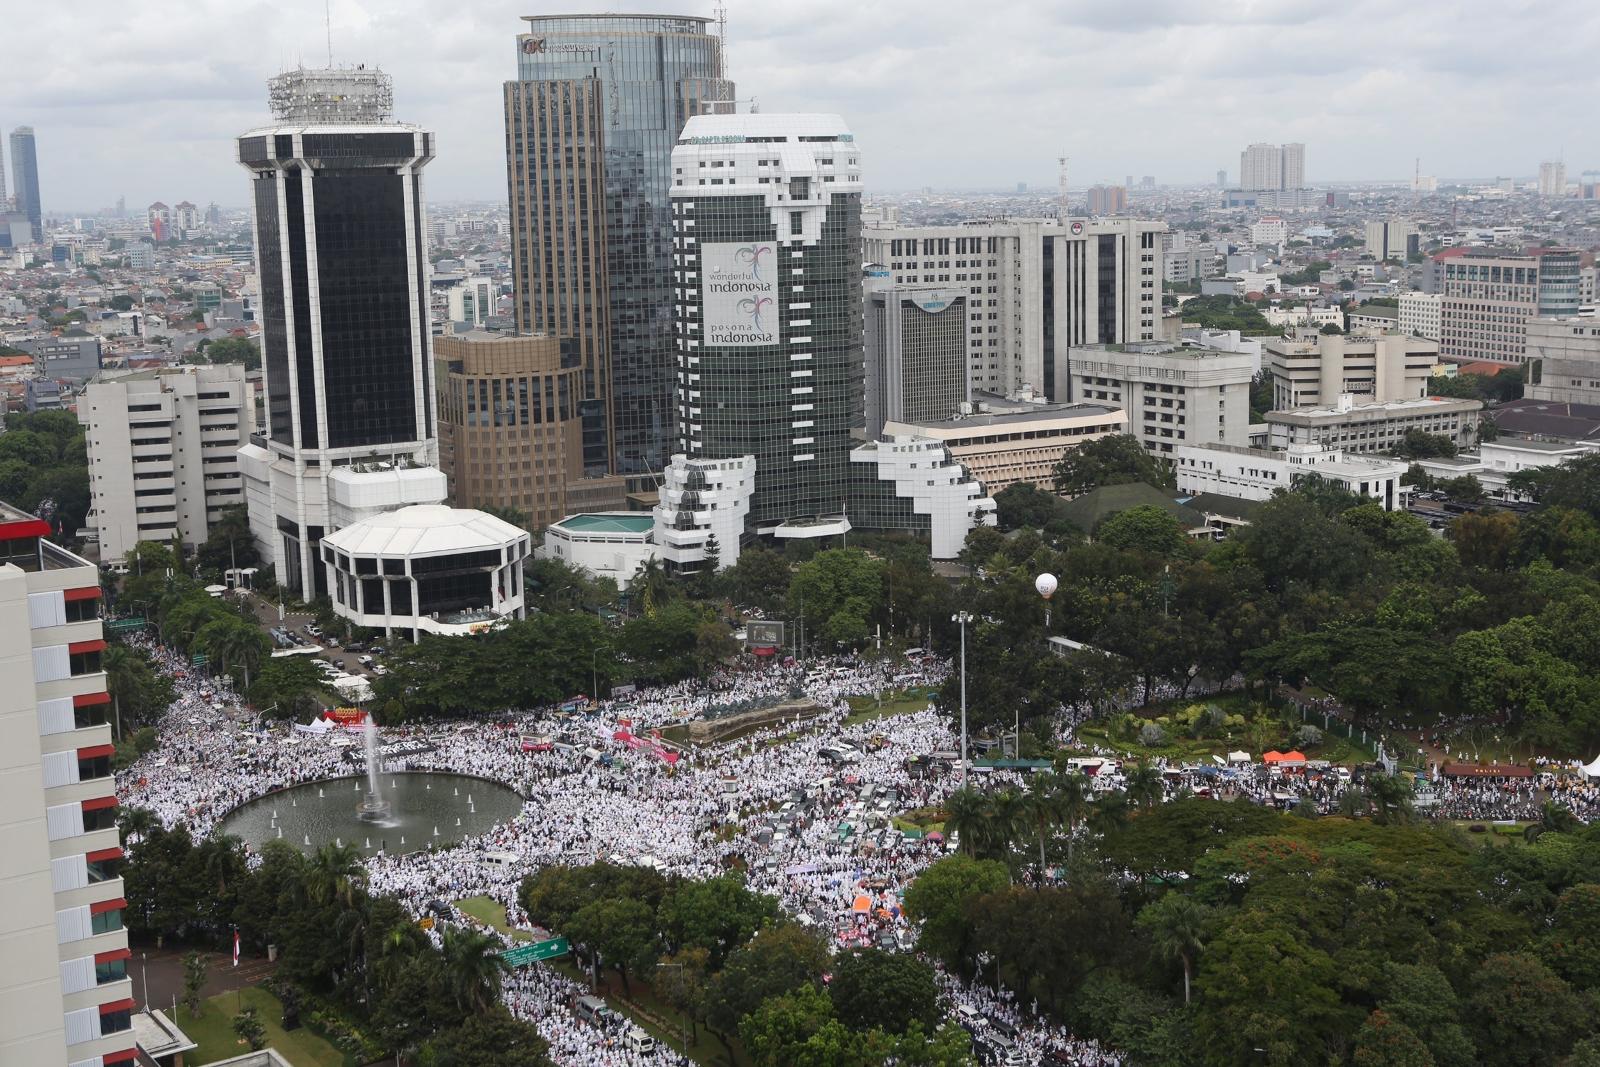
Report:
233,930,240,968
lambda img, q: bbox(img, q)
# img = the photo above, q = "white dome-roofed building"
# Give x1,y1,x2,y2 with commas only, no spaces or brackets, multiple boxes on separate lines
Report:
320,505,530,640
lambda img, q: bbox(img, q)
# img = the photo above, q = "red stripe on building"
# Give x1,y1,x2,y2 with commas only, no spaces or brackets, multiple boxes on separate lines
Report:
0,517,51,539
69,639,107,655
90,897,127,916
86,846,124,863
97,997,137,1014
101,1049,138,1065
94,948,133,965
74,691,111,708
77,744,115,760
63,586,101,602
81,795,118,811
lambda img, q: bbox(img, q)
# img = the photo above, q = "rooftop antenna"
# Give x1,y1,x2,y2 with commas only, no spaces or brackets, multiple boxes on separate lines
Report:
324,0,333,66
1058,156,1070,218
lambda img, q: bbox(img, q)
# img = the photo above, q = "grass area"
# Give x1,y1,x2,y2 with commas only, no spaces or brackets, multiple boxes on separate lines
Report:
184,986,353,1067
843,688,934,726
547,958,754,1067
455,894,534,941
1450,820,1535,847
893,806,946,834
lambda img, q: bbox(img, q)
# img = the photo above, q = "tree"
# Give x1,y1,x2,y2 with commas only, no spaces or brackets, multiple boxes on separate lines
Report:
1393,429,1458,460
1376,961,1476,1067
1095,505,1190,557
248,655,334,719
993,482,1068,531
203,336,262,371
827,949,939,1034
181,951,208,1017
1136,893,1211,1004
1053,434,1175,496
438,927,511,1015
902,855,1011,969
232,1006,268,1051
1508,452,1600,517
725,546,792,611
1352,1010,1436,1067
195,505,259,578
788,549,884,651
706,923,830,1038
306,842,367,908
656,873,780,970
422,1008,553,1067
566,895,657,997
1465,952,1586,1066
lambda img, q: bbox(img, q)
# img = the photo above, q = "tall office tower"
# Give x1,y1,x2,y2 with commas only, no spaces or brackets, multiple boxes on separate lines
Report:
1539,160,1567,197
1439,248,1583,364
863,272,969,439
10,126,41,242
0,133,8,210
657,113,864,562
1363,218,1419,261
504,15,731,481
1216,169,1227,188
0,503,134,1067
861,216,1165,400
234,68,446,595
79,365,252,559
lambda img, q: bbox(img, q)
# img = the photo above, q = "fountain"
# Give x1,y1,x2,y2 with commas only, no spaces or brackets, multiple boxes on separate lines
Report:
356,718,393,824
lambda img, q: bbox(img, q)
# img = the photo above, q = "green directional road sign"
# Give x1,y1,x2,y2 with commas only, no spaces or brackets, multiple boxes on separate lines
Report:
501,937,569,967
105,617,147,634
191,654,208,667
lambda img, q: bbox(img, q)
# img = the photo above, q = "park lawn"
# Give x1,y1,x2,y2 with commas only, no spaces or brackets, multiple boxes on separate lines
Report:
184,986,353,1067
844,689,933,726
455,894,534,941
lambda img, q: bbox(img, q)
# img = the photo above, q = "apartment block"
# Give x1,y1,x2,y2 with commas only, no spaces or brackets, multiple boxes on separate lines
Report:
79,365,252,560
1399,291,1442,340
1266,333,1438,410
0,503,133,1067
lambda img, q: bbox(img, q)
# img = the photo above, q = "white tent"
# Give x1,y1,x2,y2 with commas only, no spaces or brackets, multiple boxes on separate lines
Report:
1227,750,1251,764
1581,755,1600,778
294,717,332,735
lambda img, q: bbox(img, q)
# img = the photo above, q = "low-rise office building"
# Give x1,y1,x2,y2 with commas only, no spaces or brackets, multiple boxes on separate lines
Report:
320,504,530,640
882,398,1127,493
1414,437,1600,501
1065,341,1254,457
538,513,658,591
1176,442,1409,510
1399,291,1442,340
1346,306,1400,336
1523,317,1600,405
1266,333,1438,410
1438,247,1582,364
1265,394,1482,454
79,365,252,559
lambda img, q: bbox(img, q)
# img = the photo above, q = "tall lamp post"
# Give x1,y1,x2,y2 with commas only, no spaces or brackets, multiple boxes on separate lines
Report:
952,611,973,785
1029,573,1058,756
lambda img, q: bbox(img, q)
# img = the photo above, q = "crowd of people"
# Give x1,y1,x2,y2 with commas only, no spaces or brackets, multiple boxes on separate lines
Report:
117,627,1600,1067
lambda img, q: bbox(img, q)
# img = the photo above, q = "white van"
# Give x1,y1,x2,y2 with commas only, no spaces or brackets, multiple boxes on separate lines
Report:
484,851,521,870
625,1029,656,1054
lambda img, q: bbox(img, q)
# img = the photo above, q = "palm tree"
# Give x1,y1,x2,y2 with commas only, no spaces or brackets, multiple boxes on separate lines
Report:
307,843,367,908
1337,784,1367,818
1023,773,1068,879
1541,801,1580,834
1365,774,1414,826
1137,894,1211,1005
1125,765,1166,810
943,787,991,858
986,789,1029,859
1087,789,1131,838
1055,772,1090,863
373,923,429,994
439,927,511,1014
118,806,159,846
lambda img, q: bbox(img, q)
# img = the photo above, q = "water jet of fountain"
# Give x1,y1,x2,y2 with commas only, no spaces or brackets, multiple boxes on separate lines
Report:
356,718,393,824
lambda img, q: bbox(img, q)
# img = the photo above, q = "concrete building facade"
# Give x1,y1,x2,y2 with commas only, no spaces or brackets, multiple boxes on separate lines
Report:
1239,142,1305,191
1439,248,1583,364
1265,333,1439,410
1177,442,1408,509
1364,219,1419,261
882,400,1127,493
79,365,252,560
432,333,584,532
1399,291,1442,340
863,276,968,439
861,216,1165,399
1064,341,1254,457
1524,318,1600,405
0,503,134,1067
1265,394,1482,454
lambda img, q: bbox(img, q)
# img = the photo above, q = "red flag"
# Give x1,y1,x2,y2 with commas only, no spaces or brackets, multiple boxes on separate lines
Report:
233,930,240,968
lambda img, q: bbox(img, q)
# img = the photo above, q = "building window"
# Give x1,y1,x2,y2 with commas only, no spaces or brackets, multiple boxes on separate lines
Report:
91,907,124,936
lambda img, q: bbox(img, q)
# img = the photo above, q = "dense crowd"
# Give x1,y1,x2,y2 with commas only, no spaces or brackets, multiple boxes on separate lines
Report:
117,629,1600,1067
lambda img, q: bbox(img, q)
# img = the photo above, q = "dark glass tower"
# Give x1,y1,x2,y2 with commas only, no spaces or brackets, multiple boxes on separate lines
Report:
9,126,40,243
236,69,438,594
504,15,731,480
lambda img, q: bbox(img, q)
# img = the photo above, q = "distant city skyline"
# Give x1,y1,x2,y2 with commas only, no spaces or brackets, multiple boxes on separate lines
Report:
5,0,1599,211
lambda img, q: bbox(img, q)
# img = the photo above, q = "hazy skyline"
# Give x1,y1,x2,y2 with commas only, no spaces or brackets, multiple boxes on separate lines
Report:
5,0,1599,212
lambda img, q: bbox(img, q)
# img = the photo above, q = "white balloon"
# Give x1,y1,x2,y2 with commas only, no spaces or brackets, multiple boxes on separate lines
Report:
1035,572,1058,600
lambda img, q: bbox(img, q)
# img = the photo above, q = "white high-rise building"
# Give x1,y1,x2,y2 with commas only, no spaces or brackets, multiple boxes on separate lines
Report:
862,216,1165,399
1399,291,1443,340
445,276,495,328
79,365,253,560
1540,160,1567,197
1364,219,1419,261
234,68,446,595
0,503,134,1067
1240,143,1305,191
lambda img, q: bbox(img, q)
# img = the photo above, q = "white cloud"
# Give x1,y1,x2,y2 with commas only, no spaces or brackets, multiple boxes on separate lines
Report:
4,0,1598,210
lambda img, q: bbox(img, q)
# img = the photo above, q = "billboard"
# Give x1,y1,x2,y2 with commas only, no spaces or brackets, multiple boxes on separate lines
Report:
701,242,779,347
747,620,785,649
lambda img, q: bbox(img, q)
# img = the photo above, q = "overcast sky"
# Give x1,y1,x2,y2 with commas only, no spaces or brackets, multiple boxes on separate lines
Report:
7,0,1599,212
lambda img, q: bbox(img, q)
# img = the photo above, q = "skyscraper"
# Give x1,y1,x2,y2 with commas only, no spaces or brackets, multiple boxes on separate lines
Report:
1539,160,1567,197
234,68,446,594
9,126,41,242
0,134,9,210
504,15,731,481
1239,142,1305,191
652,113,992,569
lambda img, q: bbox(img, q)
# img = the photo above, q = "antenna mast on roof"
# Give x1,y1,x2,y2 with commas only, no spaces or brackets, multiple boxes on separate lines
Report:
325,0,333,66
1058,156,1070,218
716,1,728,72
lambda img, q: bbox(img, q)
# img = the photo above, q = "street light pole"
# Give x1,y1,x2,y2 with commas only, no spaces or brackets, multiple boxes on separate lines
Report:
952,611,972,786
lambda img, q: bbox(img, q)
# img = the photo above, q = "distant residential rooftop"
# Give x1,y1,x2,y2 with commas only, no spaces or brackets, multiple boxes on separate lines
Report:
552,513,655,535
